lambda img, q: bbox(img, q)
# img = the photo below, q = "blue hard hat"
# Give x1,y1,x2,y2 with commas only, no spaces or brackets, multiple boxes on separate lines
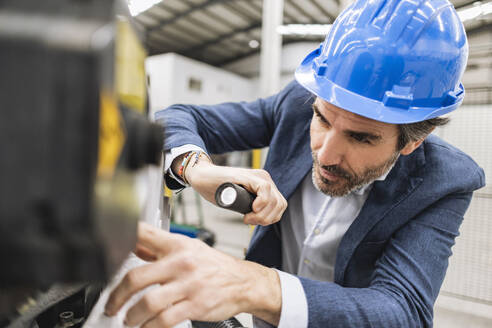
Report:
295,0,468,124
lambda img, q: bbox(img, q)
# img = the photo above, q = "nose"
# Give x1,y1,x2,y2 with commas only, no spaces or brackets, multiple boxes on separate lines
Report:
317,130,345,167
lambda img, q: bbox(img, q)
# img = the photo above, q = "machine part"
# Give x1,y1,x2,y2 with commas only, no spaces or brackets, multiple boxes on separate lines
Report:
4,284,103,328
215,183,255,215
295,0,468,123
120,105,164,170
54,311,84,328
115,19,147,113
192,318,245,328
0,0,162,322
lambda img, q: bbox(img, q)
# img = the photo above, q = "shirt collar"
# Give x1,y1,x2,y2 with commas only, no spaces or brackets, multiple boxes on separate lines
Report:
352,163,395,196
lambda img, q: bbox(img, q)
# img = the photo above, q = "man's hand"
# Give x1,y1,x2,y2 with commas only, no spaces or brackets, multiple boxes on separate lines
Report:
104,223,282,328
173,153,287,226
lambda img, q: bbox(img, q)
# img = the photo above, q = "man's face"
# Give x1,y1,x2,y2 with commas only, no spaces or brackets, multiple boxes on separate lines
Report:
310,98,401,197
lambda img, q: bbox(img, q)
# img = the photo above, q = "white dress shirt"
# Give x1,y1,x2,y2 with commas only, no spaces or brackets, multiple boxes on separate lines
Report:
254,168,392,328
165,146,392,328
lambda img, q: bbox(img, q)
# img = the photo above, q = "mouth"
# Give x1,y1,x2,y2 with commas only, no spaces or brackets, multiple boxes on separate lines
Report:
319,167,342,182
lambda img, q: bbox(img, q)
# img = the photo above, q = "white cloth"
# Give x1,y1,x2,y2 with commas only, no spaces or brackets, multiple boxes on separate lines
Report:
83,254,192,328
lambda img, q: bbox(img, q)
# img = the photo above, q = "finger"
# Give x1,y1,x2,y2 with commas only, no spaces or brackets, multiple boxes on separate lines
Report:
105,261,173,316
248,179,274,213
244,210,277,225
245,194,285,225
244,212,275,226
142,301,193,328
251,194,268,213
254,179,272,197
232,170,269,196
125,282,186,327
137,222,179,257
243,212,262,225
264,193,287,222
135,244,158,262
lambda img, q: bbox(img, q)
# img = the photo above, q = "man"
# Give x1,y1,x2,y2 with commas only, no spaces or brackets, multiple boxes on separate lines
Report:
105,0,485,327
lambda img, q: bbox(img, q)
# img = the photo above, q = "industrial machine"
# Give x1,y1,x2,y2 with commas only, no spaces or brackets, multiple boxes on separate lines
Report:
0,0,162,326
0,1,249,327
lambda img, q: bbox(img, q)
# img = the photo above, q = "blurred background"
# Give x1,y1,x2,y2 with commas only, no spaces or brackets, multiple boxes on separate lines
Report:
138,0,492,327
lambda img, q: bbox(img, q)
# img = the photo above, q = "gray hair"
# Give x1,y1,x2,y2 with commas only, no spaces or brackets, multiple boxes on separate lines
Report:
397,117,450,150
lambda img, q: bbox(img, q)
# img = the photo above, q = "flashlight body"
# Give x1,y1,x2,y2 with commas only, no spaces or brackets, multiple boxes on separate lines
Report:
215,183,255,214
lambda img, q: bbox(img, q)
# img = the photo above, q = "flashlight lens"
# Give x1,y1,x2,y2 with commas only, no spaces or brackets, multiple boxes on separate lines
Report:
220,186,237,206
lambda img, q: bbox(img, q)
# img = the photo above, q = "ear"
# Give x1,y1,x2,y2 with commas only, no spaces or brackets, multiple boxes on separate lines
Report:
399,127,435,156
399,139,425,155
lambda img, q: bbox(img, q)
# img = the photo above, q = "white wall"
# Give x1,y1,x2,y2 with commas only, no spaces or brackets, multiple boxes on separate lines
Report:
146,53,257,118
464,30,492,88
432,104,492,327
225,41,321,92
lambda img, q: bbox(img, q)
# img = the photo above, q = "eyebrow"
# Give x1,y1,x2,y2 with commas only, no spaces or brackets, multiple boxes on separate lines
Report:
312,103,383,142
312,103,329,125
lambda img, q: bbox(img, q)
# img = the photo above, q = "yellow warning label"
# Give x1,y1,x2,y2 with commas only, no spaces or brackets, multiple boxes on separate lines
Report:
97,91,126,177
116,18,147,113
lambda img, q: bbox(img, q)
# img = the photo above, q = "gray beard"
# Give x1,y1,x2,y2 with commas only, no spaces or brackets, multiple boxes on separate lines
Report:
311,152,399,197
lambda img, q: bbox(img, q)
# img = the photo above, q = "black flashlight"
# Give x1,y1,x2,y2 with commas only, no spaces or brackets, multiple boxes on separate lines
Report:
215,183,256,214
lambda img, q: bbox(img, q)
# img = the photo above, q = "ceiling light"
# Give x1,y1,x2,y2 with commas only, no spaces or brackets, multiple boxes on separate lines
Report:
276,24,332,36
457,1,492,22
249,40,260,48
127,0,161,16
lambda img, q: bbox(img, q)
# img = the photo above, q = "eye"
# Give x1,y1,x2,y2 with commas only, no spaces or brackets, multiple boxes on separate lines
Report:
350,133,372,144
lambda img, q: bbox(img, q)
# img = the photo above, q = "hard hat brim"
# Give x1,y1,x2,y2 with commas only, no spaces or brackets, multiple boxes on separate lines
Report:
295,48,464,124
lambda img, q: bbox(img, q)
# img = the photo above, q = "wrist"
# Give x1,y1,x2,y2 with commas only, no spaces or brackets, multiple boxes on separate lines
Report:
238,261,281,326
185,153,213,185
171,151,212,185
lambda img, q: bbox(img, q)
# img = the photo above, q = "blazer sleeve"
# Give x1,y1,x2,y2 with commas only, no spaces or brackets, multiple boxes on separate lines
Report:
299,168,485,327
154,81,301,155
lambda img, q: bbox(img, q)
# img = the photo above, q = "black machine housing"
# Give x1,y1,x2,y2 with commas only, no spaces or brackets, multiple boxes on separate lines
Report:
0,0,163,323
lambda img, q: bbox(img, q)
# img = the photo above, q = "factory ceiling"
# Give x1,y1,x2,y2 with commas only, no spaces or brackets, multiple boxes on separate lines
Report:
132,0,492,69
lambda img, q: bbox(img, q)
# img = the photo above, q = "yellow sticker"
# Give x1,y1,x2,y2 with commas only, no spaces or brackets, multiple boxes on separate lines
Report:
98,91,126,177
116,18,147,113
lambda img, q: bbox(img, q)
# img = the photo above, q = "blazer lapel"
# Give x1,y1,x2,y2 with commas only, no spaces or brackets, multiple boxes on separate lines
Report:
269,119,313,200
334,145,426,284
247,118,313,266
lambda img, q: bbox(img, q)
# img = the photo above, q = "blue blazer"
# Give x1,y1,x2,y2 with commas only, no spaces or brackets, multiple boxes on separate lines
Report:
156,81,485,327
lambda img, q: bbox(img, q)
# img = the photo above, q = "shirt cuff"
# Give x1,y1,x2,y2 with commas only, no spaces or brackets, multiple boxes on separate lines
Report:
164,144,207,188
275,270,308,328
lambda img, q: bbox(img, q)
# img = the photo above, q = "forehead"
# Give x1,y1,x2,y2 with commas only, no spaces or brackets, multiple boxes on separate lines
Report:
314,98,398,137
